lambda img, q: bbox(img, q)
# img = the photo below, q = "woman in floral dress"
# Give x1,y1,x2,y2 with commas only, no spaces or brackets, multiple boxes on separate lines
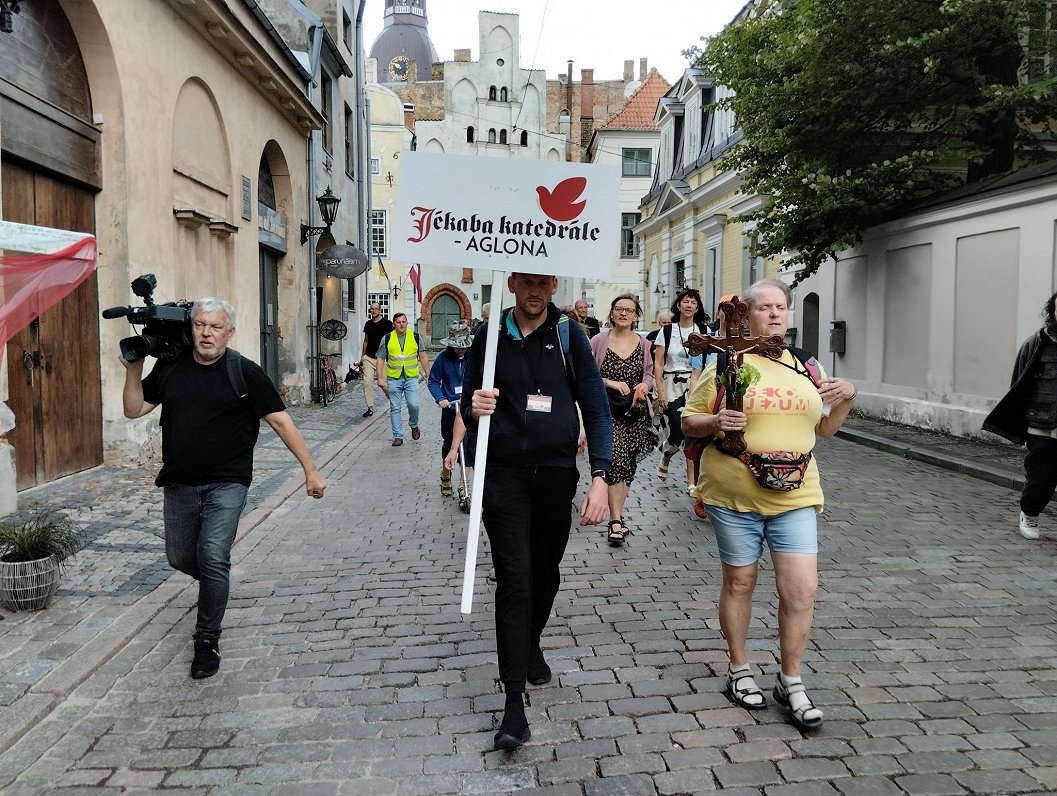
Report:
590,294,657,545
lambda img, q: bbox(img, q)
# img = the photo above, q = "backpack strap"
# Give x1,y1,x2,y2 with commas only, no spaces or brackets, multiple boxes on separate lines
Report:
225,348,249,399
555,314,577,386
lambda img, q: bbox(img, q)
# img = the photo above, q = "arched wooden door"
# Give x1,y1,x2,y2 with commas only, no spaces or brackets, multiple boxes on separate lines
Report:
2,2,103,488
430,294,460,344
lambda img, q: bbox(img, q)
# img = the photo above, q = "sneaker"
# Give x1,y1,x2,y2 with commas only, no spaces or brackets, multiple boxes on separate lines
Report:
392,438,403,447
191,640,220,679
494,697,530,750
692,498,708,521
362,408,374,418
411,426,421,440
1020,511,1040,540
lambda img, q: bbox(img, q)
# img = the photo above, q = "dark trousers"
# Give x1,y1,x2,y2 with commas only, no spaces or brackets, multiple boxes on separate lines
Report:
163,482,248,644
1021,434,1057,516
483,465,579,693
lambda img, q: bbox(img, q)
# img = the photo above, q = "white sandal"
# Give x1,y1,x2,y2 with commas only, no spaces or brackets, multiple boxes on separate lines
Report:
725,667,767,710
773,676,823,731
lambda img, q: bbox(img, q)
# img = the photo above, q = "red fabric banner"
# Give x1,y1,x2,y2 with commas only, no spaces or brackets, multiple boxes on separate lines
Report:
0,235,98,356
408,263,422,303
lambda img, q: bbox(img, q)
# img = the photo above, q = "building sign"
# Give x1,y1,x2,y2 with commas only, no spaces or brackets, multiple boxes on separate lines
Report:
318,244,369,278
393,151,619,279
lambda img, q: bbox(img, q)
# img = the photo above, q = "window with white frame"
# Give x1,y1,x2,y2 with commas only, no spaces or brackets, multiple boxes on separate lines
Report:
704,242,721,316
620,213,640,258
370,209,387,257
321,73,333,153
622,148,652,177
368,292,391,317
741,232,763,290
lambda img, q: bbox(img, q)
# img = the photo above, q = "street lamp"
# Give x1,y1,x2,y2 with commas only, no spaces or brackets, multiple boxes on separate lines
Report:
0,1,21,34
300,187,341,245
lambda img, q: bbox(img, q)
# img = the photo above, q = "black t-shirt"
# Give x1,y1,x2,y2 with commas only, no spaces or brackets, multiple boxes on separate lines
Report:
142,351,285,487
363,317,395,357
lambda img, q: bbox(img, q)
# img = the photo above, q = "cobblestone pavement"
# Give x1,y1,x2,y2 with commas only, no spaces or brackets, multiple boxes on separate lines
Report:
2,387,1056,795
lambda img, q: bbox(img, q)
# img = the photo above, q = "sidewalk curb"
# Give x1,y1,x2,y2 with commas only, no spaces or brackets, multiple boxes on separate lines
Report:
836,427,1024,491
0,410,381,756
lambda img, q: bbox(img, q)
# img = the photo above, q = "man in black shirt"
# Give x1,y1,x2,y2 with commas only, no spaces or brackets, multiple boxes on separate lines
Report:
121,298,326,679
356,302,395,417
574,299,602,338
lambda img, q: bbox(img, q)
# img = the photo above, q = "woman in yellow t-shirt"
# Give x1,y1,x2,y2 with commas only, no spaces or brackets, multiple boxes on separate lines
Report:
682,279,857,733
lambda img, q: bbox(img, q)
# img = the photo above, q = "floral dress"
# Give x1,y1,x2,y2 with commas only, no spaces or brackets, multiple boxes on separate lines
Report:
601,342,659,484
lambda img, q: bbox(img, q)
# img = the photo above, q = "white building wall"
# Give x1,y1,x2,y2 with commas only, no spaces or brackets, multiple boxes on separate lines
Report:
793,178,1057,438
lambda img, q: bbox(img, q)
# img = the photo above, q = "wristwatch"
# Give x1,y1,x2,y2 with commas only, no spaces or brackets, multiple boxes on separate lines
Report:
591,469,609,481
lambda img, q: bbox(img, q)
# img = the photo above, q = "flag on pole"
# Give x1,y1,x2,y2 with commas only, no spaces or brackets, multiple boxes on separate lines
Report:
408,263,422,303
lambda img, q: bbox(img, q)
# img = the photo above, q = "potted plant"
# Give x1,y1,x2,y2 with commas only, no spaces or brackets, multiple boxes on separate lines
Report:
0,510,85,611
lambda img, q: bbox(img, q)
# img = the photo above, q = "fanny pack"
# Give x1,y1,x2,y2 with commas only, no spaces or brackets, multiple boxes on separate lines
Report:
713,439,812,491
735,448,812,492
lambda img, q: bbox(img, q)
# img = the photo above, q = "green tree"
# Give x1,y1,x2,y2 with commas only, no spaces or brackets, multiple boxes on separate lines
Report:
693,0,1057,281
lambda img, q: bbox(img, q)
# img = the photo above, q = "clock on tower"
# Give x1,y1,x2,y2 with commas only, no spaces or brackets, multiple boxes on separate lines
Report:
388,55,411,81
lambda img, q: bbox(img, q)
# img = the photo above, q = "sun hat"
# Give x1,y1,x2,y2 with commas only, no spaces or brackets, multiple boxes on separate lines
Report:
439,322,473,348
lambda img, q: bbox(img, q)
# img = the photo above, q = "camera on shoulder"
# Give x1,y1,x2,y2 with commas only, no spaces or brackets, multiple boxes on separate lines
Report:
102,274,193,363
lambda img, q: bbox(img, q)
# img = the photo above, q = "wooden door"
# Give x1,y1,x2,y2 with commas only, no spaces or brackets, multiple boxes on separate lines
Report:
259,247,280,385
3,160,103,489
430,294,459,345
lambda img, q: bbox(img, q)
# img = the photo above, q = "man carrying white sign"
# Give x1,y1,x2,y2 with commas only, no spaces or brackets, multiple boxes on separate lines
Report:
462,272,612,750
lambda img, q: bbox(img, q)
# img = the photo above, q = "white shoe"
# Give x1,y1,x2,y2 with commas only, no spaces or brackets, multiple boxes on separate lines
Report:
1020,511,1040,540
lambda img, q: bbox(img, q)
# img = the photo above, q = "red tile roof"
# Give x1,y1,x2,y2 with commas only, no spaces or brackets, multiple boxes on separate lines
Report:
597,69,672,132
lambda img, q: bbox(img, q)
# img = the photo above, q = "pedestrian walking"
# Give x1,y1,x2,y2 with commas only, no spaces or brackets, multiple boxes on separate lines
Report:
472,303,490,335
589,293,657,546
681,279,855,732
984,289,1057,540
377,312,429,446
463,272,612,751
574,298,602,338
654,287,710,490
428,322,473,496
119,298,326,679
356,302,394,418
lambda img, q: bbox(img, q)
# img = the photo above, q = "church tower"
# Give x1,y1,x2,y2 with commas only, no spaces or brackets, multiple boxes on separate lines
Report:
369,0,439,83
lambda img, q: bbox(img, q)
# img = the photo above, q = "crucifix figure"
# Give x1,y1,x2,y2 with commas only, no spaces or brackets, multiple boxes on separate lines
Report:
685,295,786,455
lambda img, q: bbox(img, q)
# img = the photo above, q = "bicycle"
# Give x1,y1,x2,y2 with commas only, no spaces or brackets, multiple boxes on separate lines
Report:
309,352,341,406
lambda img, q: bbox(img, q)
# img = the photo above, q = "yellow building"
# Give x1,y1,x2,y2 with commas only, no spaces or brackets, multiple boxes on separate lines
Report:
636,68,780,329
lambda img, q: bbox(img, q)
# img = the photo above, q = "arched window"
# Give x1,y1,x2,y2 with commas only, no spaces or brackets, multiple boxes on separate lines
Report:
489,85,497,101
499,129,508,145
520,130,528,146
500,86,508,102
488,128,496,143
466,126,475,143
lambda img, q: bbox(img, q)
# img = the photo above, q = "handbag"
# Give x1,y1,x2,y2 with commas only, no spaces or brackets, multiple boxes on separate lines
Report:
737,450,812,492
607,387,646,420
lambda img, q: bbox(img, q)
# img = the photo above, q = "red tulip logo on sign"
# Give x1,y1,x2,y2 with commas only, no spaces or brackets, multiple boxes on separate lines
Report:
404,177,601,259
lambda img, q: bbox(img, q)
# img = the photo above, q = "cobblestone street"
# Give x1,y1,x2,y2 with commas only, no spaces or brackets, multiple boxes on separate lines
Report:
1,383,1056,795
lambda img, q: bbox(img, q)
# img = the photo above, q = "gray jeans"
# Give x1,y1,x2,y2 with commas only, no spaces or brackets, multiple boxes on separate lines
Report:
163,482,249,644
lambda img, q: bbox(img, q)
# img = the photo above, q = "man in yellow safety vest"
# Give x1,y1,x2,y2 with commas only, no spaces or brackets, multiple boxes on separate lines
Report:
376,312,430,446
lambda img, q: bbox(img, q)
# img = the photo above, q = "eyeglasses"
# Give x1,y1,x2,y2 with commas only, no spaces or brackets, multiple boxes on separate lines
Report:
612,307,636,315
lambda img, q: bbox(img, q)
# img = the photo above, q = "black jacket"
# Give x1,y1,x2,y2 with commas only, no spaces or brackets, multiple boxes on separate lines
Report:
982,329,1050,444
462,303,612,471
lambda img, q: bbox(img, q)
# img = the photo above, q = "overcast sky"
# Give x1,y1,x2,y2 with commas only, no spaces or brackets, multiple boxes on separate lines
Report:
361,0,749,83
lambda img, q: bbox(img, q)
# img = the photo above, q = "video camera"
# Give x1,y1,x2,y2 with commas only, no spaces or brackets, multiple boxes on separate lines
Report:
102,274,193,363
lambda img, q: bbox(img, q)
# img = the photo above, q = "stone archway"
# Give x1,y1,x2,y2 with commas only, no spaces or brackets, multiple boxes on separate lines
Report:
421,284,472,339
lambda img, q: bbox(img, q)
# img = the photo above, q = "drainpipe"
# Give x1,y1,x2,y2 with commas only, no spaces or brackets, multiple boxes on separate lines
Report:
356,0,369,313
305,26,321,400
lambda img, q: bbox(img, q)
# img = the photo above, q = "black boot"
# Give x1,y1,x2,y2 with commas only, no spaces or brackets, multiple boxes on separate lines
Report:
527,645,552,685
494,692,530,750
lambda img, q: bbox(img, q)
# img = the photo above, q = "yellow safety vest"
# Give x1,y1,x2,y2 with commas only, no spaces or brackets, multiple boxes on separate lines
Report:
385,331,420,378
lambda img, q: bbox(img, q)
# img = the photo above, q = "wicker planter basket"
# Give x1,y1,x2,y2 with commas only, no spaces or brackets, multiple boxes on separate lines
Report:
0,556,60,611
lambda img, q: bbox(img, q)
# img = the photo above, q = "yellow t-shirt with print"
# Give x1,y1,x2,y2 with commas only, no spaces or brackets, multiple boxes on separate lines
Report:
684,351,828,515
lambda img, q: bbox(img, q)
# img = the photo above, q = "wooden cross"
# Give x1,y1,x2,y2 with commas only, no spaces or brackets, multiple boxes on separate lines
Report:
685,295,786,455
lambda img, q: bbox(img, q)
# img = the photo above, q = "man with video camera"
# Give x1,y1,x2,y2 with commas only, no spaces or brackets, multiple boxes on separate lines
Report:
119,297,326,680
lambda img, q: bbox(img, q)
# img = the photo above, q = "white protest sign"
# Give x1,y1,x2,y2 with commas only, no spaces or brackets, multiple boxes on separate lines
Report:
392,151,619,280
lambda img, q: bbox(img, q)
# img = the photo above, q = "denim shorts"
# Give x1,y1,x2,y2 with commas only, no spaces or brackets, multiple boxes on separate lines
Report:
705,505,818,566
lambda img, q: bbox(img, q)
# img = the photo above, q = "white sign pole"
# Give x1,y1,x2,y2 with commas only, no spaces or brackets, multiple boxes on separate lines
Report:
460,270,504,614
